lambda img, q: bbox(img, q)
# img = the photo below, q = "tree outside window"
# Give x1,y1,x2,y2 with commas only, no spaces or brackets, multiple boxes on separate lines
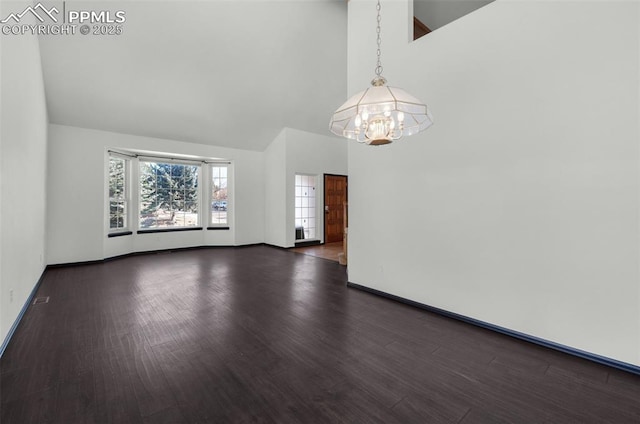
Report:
109,156,128,231
139,161,199,229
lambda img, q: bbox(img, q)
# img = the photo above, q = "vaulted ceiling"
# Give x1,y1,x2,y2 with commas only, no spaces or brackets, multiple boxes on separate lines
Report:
38,0,347,151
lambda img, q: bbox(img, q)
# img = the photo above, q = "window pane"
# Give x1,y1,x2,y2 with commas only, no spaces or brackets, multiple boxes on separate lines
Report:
140,161,200,229
108,157,128,231
110,202,118,229
155,189,170,210
109,157,124,198
294,174,317,240
110,201,126,229
140,161,151,176
173,211,185,227
186,187,198,205
184,200,196,214
174,199,185,213
211,166,229,225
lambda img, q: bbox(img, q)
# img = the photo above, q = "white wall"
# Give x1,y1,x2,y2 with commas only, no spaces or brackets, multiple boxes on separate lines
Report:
284,128,348,247
263,127,348,248
0,1,49,343
47,124,264,264
264,129,288,247
348,0,639,365
48,123,348,260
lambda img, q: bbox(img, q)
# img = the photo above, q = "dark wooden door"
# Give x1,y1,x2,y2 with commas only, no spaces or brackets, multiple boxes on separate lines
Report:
324,175,347,243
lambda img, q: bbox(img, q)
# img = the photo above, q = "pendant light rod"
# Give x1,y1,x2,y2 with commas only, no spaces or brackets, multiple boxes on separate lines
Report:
375,0,383,78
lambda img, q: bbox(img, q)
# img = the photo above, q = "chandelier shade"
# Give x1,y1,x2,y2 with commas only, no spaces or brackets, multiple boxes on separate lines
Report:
329,80,433,145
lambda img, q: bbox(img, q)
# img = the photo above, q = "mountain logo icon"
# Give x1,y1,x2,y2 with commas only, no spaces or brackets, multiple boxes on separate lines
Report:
1,2,59,24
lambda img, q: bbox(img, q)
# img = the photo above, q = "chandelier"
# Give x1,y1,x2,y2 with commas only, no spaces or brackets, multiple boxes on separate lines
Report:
329,0,433,146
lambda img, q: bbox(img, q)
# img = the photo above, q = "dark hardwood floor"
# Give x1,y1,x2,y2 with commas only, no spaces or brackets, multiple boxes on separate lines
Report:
1,245,639,423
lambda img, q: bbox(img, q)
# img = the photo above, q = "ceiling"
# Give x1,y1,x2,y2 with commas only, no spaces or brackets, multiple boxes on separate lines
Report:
38,0,347,151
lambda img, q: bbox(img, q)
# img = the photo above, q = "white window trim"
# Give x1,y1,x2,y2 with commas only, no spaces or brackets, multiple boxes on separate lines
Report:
108,152,131,233
138,159,202,230
209,163,231,228
294,173,319,241
106,149,232,235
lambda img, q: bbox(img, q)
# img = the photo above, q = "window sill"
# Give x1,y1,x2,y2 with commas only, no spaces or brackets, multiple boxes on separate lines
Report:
108,231,133,238
207,226,230,230
137,227,203,234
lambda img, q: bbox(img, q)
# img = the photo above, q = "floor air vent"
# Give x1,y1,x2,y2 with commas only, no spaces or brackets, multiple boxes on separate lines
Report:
33,296,50,305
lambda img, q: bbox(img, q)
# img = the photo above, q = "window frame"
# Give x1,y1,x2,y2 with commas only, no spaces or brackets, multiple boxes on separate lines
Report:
106,150,232,237
108,152,130,234
294,173,318,240
208,163,231,229
138,158,202,231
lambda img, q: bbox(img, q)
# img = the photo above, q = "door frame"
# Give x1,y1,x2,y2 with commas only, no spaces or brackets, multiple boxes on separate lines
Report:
323,173,348,245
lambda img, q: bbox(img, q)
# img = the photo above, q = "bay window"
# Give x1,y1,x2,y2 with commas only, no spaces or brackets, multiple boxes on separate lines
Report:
106,151,231,235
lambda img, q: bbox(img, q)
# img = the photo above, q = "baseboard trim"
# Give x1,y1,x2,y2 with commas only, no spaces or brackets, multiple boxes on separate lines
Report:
47,259,105,268
48,243,277,268
346,281,640,376
0,269,47,358
234,243,267,249
263,243,292,251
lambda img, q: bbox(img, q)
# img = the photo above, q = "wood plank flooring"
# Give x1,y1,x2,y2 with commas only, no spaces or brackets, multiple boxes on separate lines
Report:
1,245,639,423
292,242,343,262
